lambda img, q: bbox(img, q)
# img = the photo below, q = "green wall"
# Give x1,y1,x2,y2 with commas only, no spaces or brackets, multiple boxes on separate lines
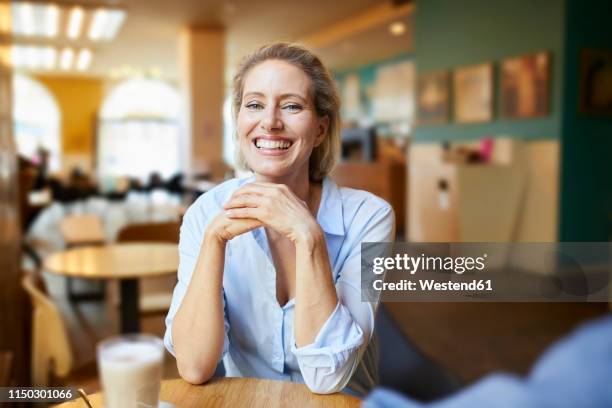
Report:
413,0,611,241
559,0,612,241
414,0,565,142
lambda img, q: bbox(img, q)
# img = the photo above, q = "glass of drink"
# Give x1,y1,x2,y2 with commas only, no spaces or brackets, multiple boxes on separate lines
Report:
97,334,164,408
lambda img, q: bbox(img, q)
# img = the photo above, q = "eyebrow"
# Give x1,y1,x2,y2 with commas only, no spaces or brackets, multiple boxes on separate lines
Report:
243,92,308,103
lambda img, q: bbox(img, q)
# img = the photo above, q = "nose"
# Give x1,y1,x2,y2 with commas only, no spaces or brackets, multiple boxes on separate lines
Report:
260,106,283,132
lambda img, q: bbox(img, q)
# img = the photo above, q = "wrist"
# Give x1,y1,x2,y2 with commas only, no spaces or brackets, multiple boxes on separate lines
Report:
293,221,324,249
204,229,228,249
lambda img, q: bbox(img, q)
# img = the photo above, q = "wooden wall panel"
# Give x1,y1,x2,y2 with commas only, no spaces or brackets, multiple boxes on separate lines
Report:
0,55,28,385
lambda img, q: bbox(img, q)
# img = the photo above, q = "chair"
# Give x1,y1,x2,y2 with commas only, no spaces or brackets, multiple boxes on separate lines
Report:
60,214,106,247
0,351,12,386
59,214,106,300
21,272,73,385
375,304,462,401
22,271,98,387
117,221,179,243
116,221,180,313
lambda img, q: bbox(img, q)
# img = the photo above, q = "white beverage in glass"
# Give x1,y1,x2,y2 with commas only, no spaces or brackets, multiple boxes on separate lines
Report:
98,334,164,408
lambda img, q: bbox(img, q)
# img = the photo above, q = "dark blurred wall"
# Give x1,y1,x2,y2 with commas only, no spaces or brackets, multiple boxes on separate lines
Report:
560,0,612,241
413,0,564,142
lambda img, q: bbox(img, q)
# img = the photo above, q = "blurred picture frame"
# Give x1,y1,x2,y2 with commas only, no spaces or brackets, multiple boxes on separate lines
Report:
453,63,493,123
501,52,550,118
416,70,449,125
579,49,612,116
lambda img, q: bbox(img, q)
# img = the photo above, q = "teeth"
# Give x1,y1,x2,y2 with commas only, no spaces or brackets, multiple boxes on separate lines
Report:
255,139,291,149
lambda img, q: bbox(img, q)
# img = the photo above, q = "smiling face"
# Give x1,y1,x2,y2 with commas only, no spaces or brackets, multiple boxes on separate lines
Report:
236,59,329,181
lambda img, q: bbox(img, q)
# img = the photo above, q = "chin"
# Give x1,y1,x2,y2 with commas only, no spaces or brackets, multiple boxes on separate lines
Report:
250,164,292,179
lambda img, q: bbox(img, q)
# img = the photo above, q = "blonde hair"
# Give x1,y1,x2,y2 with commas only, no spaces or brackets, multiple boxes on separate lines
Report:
232,42,341,182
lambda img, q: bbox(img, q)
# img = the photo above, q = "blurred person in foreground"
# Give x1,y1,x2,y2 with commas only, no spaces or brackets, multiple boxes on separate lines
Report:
365,315,612,408
164,43,395,395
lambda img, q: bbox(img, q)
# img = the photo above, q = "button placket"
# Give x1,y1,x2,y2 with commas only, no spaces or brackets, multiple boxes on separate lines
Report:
275,308,284,370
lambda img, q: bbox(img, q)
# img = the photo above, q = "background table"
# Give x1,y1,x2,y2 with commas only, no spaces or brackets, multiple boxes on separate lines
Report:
44,243,179,333
57,378,361,407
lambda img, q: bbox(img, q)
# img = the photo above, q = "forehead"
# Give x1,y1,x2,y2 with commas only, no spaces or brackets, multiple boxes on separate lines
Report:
242,59,312,99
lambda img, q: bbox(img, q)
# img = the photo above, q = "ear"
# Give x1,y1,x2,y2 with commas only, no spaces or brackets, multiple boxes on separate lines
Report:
314,115,329,147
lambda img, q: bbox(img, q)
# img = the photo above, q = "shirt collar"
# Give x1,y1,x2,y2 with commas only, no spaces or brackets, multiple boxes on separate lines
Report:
317,177,345,236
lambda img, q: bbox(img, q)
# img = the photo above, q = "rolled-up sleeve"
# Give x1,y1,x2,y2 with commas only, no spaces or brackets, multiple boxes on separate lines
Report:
164,203,230,361
292,202,395,394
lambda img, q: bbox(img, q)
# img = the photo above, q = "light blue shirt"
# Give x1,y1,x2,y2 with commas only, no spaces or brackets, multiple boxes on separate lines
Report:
164,176,395,394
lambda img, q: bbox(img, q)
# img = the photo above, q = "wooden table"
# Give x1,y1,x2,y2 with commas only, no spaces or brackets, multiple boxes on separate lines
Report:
56,378,361,407
44,243,179,333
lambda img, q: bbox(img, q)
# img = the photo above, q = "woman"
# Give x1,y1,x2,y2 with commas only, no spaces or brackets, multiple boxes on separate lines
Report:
164,43,395,395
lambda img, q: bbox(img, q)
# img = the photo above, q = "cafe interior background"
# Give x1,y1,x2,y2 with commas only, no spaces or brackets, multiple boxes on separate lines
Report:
0,0,611,399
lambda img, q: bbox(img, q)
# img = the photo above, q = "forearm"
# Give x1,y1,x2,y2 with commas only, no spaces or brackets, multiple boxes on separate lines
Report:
294,226,338,347
172,233,226,384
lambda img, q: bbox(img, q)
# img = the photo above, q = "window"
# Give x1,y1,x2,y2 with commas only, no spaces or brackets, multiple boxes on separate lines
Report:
12,74,61,170
98,78,181,184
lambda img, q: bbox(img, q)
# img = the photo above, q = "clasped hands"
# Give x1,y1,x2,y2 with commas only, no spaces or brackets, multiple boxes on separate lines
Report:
206,182,322,245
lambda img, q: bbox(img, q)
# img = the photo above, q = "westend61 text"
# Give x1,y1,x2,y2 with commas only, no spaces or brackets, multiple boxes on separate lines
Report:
373,279,493,292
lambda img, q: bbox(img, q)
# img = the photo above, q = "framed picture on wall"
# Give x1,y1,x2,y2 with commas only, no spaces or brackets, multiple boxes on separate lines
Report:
341,73,363,123
371,60,415,124
501,52,550,118
453,63,493,123
579,49,612,116
416,70,449,125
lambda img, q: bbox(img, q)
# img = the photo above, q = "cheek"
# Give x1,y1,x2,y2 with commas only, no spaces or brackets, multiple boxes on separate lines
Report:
286,114,319,143
237,111,257,139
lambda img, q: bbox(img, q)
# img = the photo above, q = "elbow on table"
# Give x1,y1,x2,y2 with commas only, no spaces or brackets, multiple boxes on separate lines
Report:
301,351,361,395
177,361,216,385
303,376,347,395
302,366,354,395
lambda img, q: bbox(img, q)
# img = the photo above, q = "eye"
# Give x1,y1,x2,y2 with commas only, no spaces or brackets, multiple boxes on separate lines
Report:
283,103,303,112
245,101,264,110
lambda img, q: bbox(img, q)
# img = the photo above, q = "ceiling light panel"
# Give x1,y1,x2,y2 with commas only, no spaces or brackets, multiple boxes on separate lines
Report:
76,48,92,71
8,2,126,41
42,46,56,69
10,45,55,69
88,9,107,40
89,8,125,41
60,47,74,70
12,2,60,38
44,4,59,37
67,6,84,39
11,45,92,72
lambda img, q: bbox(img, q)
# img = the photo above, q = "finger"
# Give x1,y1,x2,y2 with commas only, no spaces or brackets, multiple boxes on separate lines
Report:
223,194,262,209
225,207,265,220
230,217,262,230
232,182,287,198
224,218,262,240
229,185,267,201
